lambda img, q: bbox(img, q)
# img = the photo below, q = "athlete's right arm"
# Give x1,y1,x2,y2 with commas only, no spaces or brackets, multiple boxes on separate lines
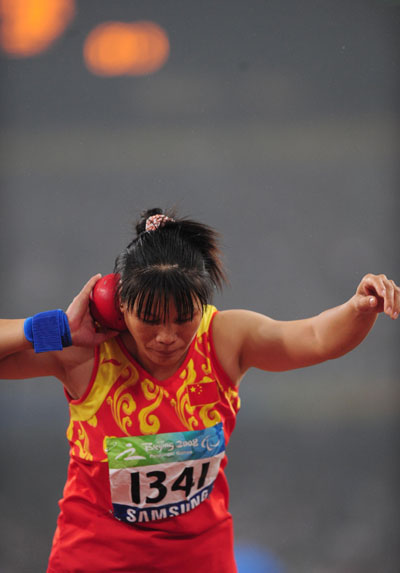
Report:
0,274,118,382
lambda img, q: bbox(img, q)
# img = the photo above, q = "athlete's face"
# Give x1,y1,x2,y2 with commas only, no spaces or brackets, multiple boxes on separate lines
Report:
121,298,202,376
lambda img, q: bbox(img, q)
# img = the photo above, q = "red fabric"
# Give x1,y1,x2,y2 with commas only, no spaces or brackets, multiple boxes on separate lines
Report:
48,459,236,573
48,307,240,572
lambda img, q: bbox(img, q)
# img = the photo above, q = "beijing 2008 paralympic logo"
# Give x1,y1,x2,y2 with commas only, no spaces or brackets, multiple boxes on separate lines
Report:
201,434,221,452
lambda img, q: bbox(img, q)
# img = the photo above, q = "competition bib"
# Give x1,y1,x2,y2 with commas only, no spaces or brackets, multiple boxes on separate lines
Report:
106,423,225,523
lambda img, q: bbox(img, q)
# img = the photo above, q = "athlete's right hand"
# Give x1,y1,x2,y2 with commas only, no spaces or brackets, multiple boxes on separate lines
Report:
66,274,119,347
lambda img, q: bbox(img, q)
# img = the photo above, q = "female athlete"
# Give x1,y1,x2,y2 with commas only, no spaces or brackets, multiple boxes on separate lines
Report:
0,208,398,573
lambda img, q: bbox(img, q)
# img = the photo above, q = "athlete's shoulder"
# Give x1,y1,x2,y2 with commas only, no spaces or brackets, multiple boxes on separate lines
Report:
208,310,254,386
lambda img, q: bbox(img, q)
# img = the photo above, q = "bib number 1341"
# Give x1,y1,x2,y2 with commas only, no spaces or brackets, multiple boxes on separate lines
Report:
130,461,210,505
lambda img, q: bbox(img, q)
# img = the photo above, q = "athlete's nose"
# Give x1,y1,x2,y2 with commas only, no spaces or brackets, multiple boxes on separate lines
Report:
155,324,177,345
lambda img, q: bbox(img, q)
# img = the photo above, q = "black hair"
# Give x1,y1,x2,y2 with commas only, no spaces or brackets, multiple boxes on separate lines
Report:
114,208,227,322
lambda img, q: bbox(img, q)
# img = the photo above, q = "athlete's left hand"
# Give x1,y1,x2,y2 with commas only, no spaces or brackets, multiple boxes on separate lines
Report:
353,273,399,319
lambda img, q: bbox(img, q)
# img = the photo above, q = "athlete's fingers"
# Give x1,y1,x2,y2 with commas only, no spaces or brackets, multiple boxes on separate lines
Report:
79,274,103,299
369,274,386,297
357,274,379,298
391,280,400,319
356,292,378,312
378,275,400,319
382,277,394,317
66,276,101,329
355,274,400,318
377,274,388,298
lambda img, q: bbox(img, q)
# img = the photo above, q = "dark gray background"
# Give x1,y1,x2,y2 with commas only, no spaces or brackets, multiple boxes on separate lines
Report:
0,1,399,571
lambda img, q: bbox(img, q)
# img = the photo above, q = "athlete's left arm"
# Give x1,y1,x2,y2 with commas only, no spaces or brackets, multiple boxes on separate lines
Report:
215,274,399,377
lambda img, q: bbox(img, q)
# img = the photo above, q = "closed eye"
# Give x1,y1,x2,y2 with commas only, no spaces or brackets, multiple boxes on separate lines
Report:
175,317,192,325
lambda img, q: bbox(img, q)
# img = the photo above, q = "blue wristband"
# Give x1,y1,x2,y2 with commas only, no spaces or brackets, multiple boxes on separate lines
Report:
23,316,34,343
24,310,72,353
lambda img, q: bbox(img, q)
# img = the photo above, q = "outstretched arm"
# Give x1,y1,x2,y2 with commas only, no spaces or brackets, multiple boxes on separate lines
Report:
213,274,399,380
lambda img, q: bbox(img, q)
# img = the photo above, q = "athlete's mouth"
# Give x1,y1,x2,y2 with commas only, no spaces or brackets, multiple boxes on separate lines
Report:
151,348,179,356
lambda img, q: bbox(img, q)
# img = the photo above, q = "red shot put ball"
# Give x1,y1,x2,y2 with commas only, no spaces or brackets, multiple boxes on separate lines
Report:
89,274,126,331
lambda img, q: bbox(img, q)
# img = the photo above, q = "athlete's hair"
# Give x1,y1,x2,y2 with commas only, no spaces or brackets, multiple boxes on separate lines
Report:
114,208,227,321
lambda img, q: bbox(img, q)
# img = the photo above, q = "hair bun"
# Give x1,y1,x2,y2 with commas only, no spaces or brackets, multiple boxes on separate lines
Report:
145,214,175,232
135,208,164,235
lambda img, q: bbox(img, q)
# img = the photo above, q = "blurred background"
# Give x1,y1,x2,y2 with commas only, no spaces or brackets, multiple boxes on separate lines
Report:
0,1,399,571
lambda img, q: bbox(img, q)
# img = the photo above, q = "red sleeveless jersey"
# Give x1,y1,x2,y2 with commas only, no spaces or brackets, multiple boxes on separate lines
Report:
48,306,241,573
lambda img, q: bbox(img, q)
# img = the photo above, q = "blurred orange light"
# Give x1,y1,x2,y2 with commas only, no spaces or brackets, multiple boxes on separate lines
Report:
0,0,75,57
83,21,170,77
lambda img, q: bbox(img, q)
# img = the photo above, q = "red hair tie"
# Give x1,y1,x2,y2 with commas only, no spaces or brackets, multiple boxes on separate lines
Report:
145,214,174,232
